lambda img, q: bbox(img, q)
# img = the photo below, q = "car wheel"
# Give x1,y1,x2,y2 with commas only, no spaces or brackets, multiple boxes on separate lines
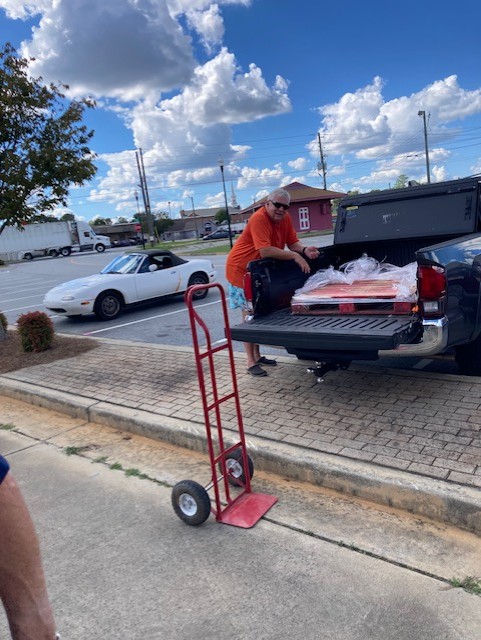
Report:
171,480,211,526
94,291,123,321
23,253,33,260
60,247,71,257
49,249,58,257
188,273,209,299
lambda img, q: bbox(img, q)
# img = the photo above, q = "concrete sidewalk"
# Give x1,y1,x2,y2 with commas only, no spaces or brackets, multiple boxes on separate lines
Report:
1,338,481,534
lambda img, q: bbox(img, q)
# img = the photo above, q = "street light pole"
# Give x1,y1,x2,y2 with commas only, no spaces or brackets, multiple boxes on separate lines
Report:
190,196,198,238
418,110,431,184
218,159,233,249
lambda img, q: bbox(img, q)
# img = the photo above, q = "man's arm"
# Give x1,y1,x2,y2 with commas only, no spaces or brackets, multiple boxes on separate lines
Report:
0,471,57,640
258,245,310,273
287,241,320,260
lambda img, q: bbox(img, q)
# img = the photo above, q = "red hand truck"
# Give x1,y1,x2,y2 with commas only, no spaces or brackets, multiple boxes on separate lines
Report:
171,283,277,527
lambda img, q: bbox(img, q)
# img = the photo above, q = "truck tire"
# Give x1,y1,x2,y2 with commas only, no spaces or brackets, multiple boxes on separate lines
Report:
49,249,58,257
455,336,481,376
23,253,34,260
94,291,123,321
95,244,106,253
60,247,71,257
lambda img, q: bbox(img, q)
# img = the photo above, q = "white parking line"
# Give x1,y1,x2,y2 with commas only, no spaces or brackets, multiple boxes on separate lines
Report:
82,299,222,335
3,303,46,313
0,294,45,304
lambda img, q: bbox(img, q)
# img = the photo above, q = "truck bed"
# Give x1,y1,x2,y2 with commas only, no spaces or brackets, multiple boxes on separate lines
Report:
230,308,422,360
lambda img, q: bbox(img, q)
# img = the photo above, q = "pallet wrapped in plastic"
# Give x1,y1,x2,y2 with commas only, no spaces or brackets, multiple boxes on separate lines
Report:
291,254,417,315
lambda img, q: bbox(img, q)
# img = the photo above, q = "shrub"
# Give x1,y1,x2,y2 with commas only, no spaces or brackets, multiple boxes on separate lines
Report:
17,311,54,352
0,311,7,332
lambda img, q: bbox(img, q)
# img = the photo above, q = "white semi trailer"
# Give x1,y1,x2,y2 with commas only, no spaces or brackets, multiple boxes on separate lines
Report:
0,220,111,261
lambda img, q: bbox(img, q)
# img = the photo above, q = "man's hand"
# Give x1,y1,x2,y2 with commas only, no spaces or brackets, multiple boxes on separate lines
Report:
304,246,320,259
292,252,310,273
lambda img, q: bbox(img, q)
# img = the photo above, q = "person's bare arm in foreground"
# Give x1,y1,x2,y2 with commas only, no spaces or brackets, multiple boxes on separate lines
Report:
0,470,57,640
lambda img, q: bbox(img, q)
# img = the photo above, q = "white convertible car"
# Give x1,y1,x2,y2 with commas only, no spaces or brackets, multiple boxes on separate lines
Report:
43,250,217,321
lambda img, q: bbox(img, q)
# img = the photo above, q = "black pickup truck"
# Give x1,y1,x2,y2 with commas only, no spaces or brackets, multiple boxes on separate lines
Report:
230,176,481,378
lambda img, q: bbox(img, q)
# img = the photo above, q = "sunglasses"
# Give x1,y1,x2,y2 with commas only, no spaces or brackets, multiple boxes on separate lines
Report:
269,201,290,210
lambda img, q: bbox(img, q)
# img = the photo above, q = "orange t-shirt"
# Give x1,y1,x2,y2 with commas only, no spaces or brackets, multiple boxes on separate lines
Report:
225,206,299,287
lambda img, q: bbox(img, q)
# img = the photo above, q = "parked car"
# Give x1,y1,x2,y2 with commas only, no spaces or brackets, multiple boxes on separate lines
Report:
202,229,233,241
112,238,138,247
43,250,217,321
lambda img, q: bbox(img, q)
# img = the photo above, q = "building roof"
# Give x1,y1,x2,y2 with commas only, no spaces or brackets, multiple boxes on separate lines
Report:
180,206,239,219
239,182,346,214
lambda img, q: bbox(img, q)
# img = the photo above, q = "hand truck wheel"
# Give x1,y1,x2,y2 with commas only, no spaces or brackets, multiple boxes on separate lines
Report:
171,480,211,526
220,449,254,487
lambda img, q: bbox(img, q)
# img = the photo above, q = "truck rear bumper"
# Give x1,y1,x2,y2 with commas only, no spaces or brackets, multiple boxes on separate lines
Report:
379,317,448,358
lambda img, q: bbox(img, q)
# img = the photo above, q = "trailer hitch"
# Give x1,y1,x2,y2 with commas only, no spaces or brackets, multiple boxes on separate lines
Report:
307,361,350,383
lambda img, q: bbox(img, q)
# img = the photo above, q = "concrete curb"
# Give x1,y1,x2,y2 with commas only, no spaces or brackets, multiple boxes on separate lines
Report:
2,377,481,535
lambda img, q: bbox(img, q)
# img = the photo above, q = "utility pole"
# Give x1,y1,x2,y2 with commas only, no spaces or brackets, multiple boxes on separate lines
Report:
418,110,431,184
135,148,155,244
190,196,198,238
218,159,233,249
317,132,327,190
134,190,146,249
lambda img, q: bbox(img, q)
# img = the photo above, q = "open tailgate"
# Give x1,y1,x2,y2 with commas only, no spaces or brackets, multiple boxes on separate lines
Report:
229,308,421,354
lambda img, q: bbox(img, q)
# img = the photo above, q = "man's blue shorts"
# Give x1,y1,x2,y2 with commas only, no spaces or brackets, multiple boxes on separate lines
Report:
227,283,249,311
0,455,9,485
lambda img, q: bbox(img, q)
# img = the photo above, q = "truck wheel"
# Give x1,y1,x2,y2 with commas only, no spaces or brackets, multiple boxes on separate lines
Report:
49,249,58,257
219,449,254,487
95,244,106,253
188,273,209,299
94,291,123,321
23,253,33,260
60,247,71,257
455,336,481,376
171,480,211,526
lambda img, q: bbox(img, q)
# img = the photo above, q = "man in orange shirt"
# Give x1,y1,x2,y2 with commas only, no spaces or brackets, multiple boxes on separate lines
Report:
226,188,319,376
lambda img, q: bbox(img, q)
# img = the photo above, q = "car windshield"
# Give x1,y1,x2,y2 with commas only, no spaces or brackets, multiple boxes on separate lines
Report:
100,254,145,275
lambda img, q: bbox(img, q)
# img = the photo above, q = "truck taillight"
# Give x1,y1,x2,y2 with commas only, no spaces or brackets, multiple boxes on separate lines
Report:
417,264,446,317
243,272,253,302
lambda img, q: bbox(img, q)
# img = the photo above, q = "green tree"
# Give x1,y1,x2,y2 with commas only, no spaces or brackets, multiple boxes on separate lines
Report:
0,43,97,232
31,213,58,222
60,212,76,221
89,217,112,226
117,216,129,223
393,174,409,189
215,208,229,224
153,212,174,237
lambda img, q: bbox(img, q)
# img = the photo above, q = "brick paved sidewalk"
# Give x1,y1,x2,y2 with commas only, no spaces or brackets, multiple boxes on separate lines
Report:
2,340,481,491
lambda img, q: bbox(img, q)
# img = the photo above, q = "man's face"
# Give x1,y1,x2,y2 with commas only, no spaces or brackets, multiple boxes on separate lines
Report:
266,198,290,223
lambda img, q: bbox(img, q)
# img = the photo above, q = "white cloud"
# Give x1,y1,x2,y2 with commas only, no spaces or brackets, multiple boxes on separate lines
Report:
20,0,197,100
0,0,49,19
315,76,481,163
183,4,224,53
288,157,308,170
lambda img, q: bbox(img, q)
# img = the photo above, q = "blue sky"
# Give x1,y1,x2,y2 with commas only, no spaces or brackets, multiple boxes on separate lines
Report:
2,0,481,222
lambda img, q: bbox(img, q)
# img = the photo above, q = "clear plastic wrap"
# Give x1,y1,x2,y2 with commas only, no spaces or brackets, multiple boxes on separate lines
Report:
291,254,417,314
